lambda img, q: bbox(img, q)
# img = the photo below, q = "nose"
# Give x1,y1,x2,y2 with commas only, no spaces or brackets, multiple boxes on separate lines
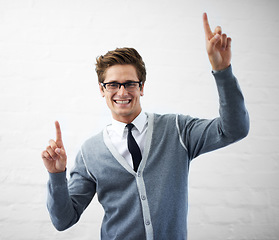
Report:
117,85,128,95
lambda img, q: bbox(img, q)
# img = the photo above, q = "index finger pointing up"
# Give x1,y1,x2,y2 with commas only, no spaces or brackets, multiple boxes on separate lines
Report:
55,121,63,146
203,12,213,40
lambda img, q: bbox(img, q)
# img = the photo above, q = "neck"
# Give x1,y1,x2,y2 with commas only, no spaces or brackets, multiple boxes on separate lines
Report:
112,110,142,124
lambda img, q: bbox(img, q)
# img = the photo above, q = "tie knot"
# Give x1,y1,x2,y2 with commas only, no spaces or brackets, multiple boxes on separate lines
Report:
126,123,135,131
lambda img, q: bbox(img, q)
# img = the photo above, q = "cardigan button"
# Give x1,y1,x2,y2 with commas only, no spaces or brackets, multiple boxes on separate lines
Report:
145,220,150,225
141,195,146,200
137,171,141,177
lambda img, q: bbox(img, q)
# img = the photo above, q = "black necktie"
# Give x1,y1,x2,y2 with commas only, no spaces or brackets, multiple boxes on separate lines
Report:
126,123,142,172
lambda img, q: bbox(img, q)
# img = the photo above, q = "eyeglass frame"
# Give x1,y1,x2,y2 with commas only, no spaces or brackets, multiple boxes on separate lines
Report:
101,81,142,92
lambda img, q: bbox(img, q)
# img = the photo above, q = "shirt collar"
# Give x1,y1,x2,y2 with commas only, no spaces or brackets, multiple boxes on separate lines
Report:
110,111,147,138
131,111,147,133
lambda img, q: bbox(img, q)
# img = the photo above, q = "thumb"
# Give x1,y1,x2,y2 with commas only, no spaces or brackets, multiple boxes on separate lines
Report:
208,34,221,49
55,148,66,159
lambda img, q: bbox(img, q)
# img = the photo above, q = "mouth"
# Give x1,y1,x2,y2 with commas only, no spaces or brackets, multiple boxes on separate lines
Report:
113,100,131,104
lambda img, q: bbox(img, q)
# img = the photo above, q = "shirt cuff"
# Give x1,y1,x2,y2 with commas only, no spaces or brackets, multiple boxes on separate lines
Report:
212,65,231,74
48,169,67,186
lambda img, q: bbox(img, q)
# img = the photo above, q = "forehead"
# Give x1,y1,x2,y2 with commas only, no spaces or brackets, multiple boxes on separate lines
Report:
104,64,138,82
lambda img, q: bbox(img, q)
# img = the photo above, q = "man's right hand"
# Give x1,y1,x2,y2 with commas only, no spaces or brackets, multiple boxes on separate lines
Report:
41,121,67,173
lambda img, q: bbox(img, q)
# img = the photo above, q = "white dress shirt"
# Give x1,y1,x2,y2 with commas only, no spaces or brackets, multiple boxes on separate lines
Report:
106,111,148,169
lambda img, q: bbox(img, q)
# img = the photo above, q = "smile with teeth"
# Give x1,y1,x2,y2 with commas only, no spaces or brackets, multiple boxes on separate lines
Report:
114,100,131,104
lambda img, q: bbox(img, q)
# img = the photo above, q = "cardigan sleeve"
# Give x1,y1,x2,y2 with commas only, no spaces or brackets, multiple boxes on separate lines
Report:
47,150,96,231
177,65,249,160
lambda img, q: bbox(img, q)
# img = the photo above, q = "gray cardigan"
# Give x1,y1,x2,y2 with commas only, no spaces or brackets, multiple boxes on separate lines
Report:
47,66,249,240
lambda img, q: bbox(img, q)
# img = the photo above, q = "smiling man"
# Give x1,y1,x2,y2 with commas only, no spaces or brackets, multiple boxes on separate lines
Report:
41,13,249,240
99,63,144,123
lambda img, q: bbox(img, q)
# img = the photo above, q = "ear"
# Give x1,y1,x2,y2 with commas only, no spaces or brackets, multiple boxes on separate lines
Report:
140,83,144,96
99,83,105,97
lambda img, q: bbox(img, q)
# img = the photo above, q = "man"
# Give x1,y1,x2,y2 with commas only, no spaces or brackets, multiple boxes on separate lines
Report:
41,13,249,240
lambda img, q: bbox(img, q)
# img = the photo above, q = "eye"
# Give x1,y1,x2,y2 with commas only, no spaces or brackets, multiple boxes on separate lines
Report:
107,83,119,89
125,82,137,88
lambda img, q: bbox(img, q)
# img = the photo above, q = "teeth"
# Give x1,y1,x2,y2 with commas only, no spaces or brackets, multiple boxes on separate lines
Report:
115,100,130,104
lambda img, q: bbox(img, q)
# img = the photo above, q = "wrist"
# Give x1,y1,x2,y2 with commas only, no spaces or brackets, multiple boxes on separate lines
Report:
48,168,66,174
212,64,231,74
212,63,231,72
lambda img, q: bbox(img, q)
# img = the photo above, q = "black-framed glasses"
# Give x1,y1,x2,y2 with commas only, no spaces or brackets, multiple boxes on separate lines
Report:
101,81,142,93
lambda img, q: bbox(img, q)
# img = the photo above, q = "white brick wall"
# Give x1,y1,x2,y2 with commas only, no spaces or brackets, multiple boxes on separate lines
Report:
0,0,278,239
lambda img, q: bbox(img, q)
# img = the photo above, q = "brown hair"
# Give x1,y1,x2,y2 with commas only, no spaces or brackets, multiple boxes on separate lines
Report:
95,47,146,86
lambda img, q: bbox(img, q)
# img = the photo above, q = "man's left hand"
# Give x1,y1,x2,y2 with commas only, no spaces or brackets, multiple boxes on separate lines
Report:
203,12,232,71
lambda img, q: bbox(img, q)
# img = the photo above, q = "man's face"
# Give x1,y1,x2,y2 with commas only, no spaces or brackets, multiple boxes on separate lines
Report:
100,64,144,123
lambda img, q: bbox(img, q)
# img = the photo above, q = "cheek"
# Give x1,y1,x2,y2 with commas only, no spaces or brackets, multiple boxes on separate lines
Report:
105,94,115,105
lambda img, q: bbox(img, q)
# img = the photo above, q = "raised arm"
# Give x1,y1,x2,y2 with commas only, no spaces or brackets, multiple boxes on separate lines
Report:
176,14,249,160
42,122,96,231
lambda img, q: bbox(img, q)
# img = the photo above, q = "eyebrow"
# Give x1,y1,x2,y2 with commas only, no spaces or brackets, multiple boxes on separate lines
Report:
105,80,138,84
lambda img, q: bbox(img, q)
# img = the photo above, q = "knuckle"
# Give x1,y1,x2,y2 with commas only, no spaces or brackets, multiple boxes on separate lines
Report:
42,151,50,160
41,151,46,158
215,26,222,33
49,139,57,149
46,145,52,151
46,146,57,159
